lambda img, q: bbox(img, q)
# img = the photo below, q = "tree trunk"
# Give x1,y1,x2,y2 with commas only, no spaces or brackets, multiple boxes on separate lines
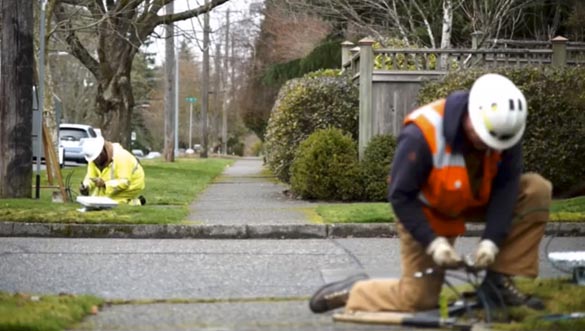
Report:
96,70,134,148
440,0,453,70
0,0,34,198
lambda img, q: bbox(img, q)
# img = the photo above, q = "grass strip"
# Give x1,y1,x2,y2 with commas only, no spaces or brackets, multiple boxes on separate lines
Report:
0,158,233,224
442,278,585,331
0,292,102,331
316,197,585,224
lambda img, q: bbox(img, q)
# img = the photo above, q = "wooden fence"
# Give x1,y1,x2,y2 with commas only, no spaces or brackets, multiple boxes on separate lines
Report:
341,37,585,159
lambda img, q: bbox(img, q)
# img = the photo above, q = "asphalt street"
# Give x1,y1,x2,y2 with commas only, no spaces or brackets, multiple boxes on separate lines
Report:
1,236,584,330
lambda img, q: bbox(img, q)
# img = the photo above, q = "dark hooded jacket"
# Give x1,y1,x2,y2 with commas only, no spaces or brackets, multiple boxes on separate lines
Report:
387,91,523,248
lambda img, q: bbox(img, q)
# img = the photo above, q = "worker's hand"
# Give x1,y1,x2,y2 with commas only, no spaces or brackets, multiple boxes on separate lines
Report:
426,237,462,268
473,239,499,269
79,183,89,196
91,177,106,188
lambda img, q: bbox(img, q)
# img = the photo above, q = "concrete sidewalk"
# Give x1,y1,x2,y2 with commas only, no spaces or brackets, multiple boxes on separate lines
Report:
187,157,316,225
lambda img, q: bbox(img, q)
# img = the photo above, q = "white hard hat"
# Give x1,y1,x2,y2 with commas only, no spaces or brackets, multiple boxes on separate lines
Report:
82,136,105,162
468,73,527,150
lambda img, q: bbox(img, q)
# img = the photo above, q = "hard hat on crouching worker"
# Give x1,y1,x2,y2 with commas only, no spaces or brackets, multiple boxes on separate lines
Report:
82,136,105,162
468,73,527,150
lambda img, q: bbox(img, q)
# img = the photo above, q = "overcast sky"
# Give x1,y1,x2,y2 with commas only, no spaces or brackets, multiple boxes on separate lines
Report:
147,0,264,65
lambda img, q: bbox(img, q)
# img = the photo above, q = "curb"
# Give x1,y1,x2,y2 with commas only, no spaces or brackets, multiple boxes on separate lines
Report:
1,222,585,239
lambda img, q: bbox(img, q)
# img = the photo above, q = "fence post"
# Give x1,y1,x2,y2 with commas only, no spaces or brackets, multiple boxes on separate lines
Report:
471,31,484,49
341,41,354,68
551,36,568,67
358,38,374,161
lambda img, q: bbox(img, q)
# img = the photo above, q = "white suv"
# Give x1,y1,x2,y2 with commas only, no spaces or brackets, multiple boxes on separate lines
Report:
60,123,100,163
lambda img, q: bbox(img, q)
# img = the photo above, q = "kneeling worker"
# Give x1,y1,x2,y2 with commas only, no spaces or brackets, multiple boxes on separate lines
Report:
309,73,552,314
79,136,146,205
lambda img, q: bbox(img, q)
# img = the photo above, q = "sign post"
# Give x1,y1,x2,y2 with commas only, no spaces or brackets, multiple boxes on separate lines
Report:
185,97,197,151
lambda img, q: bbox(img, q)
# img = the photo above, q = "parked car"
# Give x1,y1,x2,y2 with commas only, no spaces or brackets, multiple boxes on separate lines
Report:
145,151,162,159
59,123,99,163
132,149,145,158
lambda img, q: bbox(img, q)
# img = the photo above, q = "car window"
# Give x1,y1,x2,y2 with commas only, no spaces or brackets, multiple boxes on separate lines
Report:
87,128,97,138
60,128,89,141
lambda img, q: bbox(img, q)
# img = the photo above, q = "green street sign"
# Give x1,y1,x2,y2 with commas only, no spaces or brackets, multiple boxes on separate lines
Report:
185,97,197,103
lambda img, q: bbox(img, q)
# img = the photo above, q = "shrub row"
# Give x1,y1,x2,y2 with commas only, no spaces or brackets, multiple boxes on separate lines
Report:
267,66,585,201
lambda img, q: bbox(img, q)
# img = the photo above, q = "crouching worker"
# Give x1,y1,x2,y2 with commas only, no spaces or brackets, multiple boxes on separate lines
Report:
309,73,552,314
79,136,146,206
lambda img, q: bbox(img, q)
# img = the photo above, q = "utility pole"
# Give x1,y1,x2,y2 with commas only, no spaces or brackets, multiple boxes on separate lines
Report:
189,101,193,149
185,96,197,151
230,33,236,116
164,2,176,162
35,0,47,198
214,42,221,152
200,0,210,158
0,0,34,198
221,9,230,155
174,40,179,155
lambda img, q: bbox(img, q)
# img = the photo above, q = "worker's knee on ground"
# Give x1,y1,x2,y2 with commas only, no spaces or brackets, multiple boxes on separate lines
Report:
520,173,553,207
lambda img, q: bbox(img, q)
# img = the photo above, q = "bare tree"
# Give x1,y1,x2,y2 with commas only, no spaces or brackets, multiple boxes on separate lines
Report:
50,0,230,147
461,0,537,45
287,0,459,48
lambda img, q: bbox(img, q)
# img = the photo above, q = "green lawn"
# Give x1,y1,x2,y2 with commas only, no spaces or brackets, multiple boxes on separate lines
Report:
0,292,102,331
0,158,233,224
496,278,585,330
441,278,585,331
315,196,585,224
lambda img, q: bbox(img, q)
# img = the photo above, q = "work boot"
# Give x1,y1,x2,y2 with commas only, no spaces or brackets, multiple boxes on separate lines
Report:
479,271,545,310
309,273,368,313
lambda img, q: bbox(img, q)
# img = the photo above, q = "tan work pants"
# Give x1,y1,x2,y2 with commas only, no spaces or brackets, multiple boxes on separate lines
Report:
345,173,552,313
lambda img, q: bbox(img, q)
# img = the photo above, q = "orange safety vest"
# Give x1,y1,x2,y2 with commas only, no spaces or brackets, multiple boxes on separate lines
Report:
404,99,501,236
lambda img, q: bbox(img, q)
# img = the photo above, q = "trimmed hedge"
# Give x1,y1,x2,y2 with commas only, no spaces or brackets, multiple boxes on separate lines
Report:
264,70,358,183
361,134,398,202
418,67,585,196
290,128,362,201
262,40,342,86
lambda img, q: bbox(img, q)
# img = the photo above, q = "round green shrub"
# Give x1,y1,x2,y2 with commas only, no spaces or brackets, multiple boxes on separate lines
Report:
290,128,362,201
361,134,398,201
418,67,585,196
264,70,358,183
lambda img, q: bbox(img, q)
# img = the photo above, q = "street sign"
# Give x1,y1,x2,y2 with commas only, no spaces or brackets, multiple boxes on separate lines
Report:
186,97,197,103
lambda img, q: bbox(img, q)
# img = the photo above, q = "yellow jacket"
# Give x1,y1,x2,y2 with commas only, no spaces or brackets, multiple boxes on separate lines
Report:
82,143,145,204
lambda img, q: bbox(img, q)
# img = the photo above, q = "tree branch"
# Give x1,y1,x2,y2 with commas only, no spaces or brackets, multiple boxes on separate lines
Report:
54,3,101,80
157,0,230,25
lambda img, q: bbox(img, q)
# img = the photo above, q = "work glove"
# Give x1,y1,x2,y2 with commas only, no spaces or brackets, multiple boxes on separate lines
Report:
426,237,462,268
473,239,499,269
79,183,89,196
91,177,106,188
